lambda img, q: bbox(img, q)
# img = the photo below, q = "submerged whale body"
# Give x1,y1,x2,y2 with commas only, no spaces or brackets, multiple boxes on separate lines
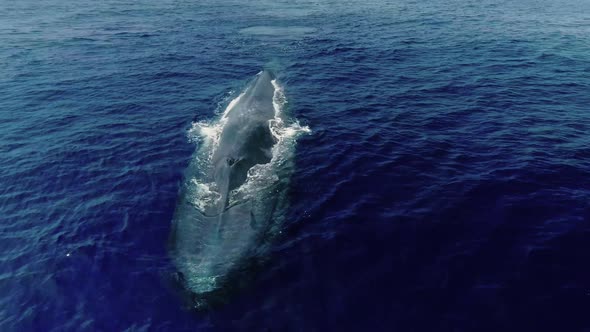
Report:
169,70,308,309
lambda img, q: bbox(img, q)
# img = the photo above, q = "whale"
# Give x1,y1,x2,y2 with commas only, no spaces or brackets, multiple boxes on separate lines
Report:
169,70,308,309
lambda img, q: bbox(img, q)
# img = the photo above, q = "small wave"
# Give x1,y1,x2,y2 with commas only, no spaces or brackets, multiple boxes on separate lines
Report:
239,26,317,39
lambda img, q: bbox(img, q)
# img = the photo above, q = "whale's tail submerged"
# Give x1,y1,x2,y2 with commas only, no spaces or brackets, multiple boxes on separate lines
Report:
169,70,310,310
169,196,260,309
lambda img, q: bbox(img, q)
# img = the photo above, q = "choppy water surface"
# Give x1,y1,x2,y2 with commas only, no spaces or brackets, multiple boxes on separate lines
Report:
1,0,590,330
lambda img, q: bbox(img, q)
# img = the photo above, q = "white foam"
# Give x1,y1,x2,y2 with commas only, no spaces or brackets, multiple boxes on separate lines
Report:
189,179,221,211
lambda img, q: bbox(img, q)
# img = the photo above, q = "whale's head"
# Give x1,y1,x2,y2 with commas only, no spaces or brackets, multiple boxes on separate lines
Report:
213,124,275,201
212,70,277,203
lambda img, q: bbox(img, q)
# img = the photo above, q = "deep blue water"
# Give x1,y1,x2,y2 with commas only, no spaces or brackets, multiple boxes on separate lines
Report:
2,0,590,330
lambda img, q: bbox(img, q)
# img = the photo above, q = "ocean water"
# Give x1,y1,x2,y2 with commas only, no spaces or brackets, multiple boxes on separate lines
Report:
1,0,590,330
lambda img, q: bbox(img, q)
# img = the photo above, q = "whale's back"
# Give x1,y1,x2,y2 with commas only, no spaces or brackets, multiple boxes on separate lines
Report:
213,71,277,194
